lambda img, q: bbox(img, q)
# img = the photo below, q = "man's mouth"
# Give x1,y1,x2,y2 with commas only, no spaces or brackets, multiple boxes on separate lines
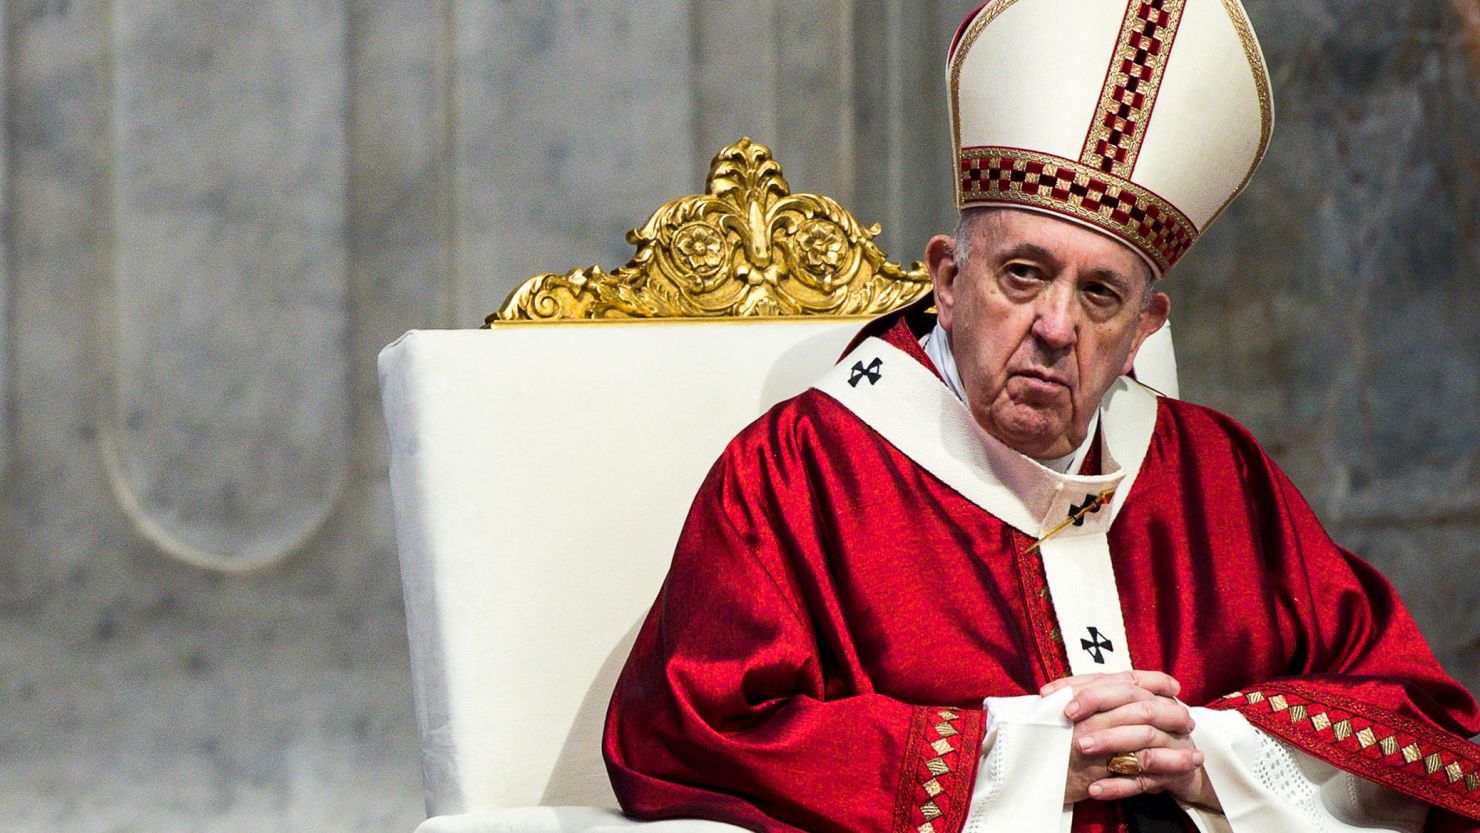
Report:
1011,368,1070,389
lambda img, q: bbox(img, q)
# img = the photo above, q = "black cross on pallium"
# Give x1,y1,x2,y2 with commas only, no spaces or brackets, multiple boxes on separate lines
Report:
848,357,883,388
1068,494,1106,526
1081,626,1113,664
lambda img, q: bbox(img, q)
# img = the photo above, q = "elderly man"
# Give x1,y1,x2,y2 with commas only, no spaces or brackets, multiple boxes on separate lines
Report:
603,2,1480,832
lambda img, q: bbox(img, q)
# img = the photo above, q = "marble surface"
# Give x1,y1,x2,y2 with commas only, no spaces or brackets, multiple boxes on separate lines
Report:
452,2,699,325
1174,0,1480,676
2,2,420,831
0,12,8,483
0,1,1475,831
110,0,352,569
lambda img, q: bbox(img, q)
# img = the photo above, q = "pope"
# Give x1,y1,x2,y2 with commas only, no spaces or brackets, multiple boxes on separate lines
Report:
603,2,1480,831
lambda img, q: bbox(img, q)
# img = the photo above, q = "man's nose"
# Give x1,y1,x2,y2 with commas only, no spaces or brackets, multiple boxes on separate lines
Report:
1031,284,1078,351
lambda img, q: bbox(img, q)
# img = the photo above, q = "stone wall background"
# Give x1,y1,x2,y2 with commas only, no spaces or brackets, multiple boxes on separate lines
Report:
0,1,1474,831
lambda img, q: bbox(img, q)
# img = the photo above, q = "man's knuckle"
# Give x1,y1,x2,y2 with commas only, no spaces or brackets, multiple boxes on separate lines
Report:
1154,698,1184,726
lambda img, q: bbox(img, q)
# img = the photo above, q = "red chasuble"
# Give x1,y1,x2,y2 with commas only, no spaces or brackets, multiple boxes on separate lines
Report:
602,311,1480,833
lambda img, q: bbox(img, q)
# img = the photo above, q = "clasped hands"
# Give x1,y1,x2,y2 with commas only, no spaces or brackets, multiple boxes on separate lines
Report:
1041,670,1220,810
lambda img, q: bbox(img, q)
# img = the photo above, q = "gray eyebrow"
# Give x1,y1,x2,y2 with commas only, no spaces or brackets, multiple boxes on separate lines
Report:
1083,266,1136,292
995,244,1136,291
996,242,1061,267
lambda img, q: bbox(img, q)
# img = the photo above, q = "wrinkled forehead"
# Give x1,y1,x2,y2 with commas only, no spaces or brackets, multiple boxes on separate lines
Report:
964,206,1156,288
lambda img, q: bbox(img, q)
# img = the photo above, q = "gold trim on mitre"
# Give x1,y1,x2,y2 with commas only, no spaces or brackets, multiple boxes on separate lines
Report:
948,0,1275,275
1202,0,1275,230
1079,0,1189,179
959,147,1196,275
487,138,930,323
948,0,1028,210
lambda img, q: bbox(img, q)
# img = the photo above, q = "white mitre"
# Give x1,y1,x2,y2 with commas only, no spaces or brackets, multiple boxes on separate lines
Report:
948,0,1274,276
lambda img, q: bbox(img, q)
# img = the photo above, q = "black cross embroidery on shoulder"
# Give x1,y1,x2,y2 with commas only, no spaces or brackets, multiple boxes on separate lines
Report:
1081,627,1113,664
848,357,883,387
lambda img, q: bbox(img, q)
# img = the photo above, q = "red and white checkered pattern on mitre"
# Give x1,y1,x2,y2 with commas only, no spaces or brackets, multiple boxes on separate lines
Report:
948,0,1273,276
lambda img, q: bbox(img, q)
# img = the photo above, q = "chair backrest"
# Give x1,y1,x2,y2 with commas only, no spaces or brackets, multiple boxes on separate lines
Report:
380,139,934,815
378,139,1179,817
381,320,864,814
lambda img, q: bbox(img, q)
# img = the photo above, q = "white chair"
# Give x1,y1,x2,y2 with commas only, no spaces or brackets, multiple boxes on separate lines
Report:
379,140,1178,833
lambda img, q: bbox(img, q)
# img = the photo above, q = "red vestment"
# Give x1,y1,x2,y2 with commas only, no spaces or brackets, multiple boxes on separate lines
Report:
603,312,1480,833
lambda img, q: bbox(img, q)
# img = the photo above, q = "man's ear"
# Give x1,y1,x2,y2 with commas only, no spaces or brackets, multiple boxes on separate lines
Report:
925,234,959,332
1121,290,1171,376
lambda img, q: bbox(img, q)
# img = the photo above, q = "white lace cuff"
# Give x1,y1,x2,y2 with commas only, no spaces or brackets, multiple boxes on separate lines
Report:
962,688,1075,833
1190,707,1429,832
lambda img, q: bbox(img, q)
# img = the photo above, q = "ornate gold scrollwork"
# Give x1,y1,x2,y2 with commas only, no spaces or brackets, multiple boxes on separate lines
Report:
487,138,931,322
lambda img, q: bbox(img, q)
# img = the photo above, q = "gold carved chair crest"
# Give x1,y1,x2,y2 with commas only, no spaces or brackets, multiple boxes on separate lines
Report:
488,138,931,322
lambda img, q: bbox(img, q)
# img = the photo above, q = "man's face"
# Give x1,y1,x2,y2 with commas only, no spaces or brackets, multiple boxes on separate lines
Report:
927,209,1170,461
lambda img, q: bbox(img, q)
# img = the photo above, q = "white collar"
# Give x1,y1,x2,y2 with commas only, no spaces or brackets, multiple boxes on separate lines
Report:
920,322,970,403
919,322,1100,475
814,336,1159,539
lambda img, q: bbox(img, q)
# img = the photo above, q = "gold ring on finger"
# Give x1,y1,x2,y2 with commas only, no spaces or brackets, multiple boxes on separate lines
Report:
1107,751,1143,777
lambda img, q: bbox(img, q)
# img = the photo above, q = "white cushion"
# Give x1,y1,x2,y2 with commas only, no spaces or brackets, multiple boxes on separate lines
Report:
379,321,863,816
